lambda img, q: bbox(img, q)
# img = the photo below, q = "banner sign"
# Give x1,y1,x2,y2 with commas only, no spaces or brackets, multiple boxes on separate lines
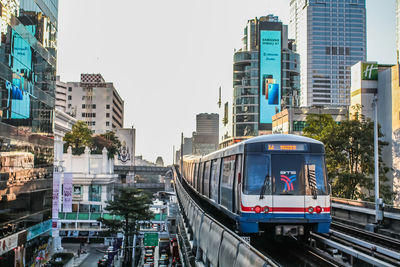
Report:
63,172,73,212
52,172,61,219
0,233,18,255
27,220,52,241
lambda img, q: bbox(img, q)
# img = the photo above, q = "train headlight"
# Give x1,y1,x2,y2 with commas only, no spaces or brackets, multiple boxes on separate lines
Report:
315,206,322,214
254,206,262,213
308,206,314,213
264,206,270,213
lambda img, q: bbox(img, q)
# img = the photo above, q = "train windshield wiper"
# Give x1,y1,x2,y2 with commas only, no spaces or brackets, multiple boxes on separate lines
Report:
259,175,270,200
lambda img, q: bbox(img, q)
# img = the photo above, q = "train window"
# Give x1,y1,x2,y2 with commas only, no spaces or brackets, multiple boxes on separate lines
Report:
221,155,236,211
272,154,304,195
193,163,197,186
304,155,327,195
210,159,220,203
198,163,204,192
244,153,271,195
203,161,211,197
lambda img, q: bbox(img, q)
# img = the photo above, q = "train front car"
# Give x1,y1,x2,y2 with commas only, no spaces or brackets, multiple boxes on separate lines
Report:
239,135,331,237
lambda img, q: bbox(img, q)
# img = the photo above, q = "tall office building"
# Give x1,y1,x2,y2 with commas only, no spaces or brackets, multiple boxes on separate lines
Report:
233,15,300,137
193,113,219,155
0,0,58,265
66,74,124,134
289,0,366,106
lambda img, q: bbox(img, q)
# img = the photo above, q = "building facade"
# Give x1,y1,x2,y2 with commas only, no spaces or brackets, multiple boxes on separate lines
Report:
57,147,118,244
233,15,300,137
289,0,366,106
56,76,67,112
272,106,348,134
192,113,219,155
66,74,124,134
351,62,400,205
0,0,58,265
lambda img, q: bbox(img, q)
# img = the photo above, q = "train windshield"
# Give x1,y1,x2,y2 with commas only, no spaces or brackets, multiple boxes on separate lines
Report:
244,153,328,195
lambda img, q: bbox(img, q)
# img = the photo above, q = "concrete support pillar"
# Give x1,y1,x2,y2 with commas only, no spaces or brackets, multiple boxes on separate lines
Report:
102,147,108,174
66,146,72,172
84,146,90,174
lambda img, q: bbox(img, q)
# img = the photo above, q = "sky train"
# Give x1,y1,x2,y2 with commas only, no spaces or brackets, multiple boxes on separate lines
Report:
181,134,331,237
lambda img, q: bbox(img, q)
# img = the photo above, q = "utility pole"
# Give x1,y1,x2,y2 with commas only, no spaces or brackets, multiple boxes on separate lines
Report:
373,96,383,224
180,133,183,170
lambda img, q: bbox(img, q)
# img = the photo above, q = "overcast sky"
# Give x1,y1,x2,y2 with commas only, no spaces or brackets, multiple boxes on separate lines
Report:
57,0,396,165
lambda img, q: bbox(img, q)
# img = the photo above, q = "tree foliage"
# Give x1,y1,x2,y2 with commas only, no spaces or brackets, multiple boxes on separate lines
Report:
63,121,92,155
98,187,153,266
303,114,394,204
63,122,121,158
91,132,121,158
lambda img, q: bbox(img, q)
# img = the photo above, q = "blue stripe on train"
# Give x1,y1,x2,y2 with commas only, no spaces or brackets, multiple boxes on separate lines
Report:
238,212,331,234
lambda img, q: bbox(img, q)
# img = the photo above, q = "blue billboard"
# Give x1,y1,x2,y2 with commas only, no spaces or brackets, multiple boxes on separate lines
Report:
259,30,281,124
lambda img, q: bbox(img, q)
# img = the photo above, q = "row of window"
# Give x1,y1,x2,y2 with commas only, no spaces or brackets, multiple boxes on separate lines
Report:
82,113,96,118
82,104,96,109
183,155,242,212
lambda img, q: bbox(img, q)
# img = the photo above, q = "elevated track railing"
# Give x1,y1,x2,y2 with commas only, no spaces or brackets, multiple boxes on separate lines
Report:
172,165,279,267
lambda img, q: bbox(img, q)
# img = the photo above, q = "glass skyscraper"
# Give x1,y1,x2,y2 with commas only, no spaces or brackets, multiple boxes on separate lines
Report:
0,0,58,265
233,15,300,137
289,0,366,106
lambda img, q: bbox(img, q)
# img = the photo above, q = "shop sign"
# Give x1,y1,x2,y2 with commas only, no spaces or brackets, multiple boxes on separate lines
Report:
27,220,52,241
0,233,18,255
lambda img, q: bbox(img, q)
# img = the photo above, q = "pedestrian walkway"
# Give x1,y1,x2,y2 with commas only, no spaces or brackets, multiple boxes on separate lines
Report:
61,243,105,267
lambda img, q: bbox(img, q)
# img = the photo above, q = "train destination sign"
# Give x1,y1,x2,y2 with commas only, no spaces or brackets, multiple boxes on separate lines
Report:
267,143,307,151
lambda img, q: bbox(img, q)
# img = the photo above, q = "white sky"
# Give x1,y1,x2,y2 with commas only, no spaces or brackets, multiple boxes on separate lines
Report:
57,0,396,165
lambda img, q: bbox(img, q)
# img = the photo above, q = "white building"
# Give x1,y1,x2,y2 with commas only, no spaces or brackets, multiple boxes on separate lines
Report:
66,74,124,134
350,62,400,205
57,147,119,243
289,0,366,107
53,108,77,251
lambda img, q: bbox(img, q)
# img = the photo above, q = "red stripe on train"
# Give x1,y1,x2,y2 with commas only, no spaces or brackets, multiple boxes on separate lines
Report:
241,203,331,213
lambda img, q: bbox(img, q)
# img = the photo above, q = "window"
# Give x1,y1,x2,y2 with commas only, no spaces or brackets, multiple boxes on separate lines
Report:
106,113,110,118
244,154,270,195
73,186,82,195
106,122,110,126
92,104,96,109
68,95,72,100
82,113,86,117
68,87,72,91
203,161,211,197
220,155,236,210
89,185,102,201
210,159,220,203
272,154,304,195
82,104,85,109
106,104,110,109
304,155,328,195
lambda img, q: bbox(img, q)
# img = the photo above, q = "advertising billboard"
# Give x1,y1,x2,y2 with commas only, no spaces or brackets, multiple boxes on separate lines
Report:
259,30,281,124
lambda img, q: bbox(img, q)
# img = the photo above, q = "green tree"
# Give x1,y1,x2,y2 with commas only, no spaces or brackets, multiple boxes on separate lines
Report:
303,114,393,203
63,121,92,155
98,187,153,267
91,131,121,158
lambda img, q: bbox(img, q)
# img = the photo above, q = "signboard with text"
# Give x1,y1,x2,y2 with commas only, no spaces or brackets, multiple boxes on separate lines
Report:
259,30,281,124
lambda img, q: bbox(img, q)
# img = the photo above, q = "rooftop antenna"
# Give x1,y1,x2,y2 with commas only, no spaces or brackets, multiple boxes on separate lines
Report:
217,86,222,108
